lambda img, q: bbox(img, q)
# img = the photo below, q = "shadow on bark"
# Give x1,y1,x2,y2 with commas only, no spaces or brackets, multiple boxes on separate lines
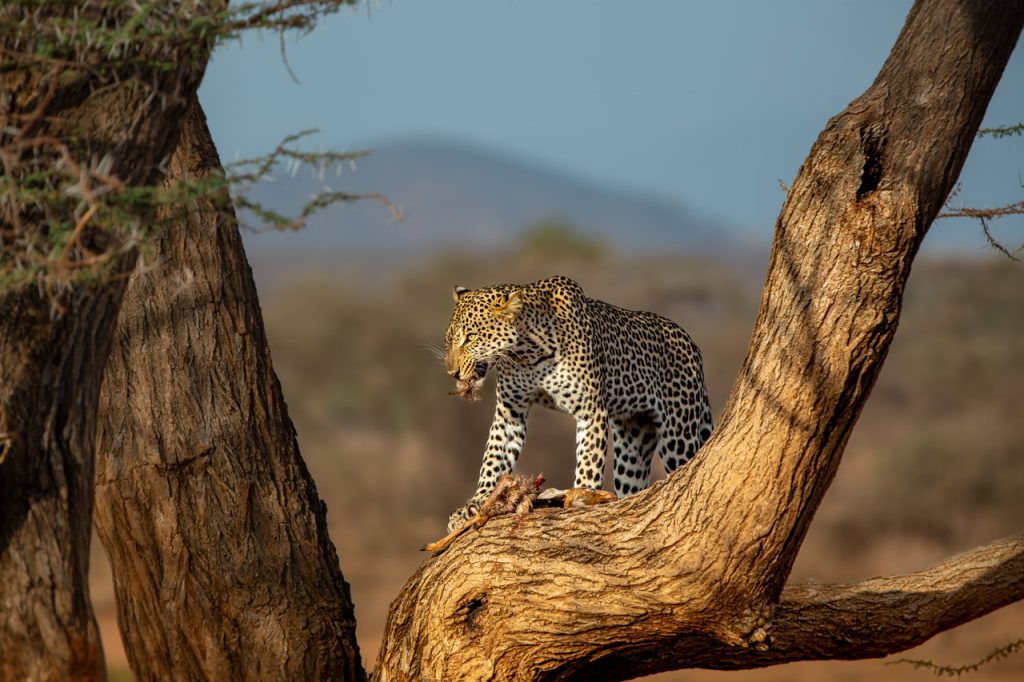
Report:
94,101,363,681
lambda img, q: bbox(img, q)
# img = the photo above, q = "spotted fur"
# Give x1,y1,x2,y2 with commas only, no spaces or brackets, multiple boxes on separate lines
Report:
443,275,713,532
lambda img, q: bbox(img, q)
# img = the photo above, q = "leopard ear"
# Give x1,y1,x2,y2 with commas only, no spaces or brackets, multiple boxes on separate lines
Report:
493,289,523,321
452,285,470,303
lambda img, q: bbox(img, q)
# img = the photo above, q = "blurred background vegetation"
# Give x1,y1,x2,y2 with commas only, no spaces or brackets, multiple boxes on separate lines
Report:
93,222,1024,680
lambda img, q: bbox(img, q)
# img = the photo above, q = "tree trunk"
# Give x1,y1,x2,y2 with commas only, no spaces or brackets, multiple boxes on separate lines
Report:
0,274,131,681
374,2,1024,680
0,4,221,679
93,100,363,681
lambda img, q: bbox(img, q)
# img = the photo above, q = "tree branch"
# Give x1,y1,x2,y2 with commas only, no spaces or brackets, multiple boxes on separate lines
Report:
551,534,1024,679
728,534,1024,667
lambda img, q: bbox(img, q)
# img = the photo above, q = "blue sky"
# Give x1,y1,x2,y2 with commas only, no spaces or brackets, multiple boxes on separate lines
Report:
199,0,1023,249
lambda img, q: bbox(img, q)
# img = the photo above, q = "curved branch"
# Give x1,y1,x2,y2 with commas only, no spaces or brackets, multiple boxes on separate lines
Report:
379,512,1024,681
770,534,1024,661
540,534,1024,680
698,535,1024,671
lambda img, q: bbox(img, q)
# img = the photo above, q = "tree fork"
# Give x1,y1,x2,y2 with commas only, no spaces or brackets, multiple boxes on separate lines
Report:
374,2,1024,679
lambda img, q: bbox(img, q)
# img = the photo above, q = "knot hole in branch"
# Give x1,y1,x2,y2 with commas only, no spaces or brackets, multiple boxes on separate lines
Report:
856,124,887,200
456,593,488,634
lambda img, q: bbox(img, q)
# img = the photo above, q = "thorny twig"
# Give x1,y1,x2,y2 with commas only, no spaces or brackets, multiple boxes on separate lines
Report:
939,186,1023,261
887,637,1024,677
1,1,386,289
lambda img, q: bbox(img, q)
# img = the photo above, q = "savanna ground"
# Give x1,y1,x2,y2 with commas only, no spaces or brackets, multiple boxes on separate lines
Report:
90,229,1023,680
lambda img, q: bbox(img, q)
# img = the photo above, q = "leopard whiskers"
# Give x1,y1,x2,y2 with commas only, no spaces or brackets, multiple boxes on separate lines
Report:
422,343,446,362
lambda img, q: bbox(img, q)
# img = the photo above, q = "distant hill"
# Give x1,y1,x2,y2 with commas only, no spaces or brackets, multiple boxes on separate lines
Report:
239,139,737,261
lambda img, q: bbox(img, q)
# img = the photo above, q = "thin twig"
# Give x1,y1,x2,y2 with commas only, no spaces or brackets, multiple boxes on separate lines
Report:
886,637,1024,677
219,0,355,35
58,204,99,268
938,201,1024,261
979,216,1022,261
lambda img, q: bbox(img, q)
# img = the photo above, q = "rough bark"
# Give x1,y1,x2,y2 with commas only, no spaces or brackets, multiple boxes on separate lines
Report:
93,100,363,681
0,273,131,682
576,534,1024,679
0,4,221,679
374,2,1024,680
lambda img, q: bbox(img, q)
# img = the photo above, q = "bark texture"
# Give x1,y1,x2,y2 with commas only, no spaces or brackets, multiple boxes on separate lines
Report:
374,2,1024,680
578,534,1024,679
0,4,220,679
0,275,130,681
93,100,362,681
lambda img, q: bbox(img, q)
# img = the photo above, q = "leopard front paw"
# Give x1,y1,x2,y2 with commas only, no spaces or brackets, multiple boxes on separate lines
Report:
447,500,481,533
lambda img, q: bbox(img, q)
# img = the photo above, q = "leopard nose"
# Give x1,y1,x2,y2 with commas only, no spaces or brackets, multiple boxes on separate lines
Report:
448,367,461,379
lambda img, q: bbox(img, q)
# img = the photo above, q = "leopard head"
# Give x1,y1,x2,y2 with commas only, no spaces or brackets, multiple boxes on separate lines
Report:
444,285,524,396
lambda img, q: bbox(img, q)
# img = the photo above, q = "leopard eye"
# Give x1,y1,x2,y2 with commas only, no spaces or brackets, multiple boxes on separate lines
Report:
466,333,479,342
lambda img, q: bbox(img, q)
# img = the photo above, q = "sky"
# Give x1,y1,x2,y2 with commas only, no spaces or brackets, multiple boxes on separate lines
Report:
198,0,1024,249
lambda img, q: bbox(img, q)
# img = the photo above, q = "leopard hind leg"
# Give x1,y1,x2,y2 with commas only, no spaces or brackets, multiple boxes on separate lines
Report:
610,413,658,497
656,397,712,475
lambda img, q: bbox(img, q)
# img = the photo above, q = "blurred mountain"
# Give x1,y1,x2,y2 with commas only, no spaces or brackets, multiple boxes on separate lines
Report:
239,138,738,261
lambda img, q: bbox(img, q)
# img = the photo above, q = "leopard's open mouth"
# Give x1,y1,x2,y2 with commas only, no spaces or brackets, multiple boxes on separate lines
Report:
448,362,490,402
450,375,484,402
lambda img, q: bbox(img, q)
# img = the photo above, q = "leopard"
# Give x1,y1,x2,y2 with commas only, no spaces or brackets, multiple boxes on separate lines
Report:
443,275,713,533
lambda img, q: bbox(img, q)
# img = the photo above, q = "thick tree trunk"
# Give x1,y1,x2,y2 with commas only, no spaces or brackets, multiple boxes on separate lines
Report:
0,4,221,679
374,2,1024,680
93,100,363,681
0,275,131,681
